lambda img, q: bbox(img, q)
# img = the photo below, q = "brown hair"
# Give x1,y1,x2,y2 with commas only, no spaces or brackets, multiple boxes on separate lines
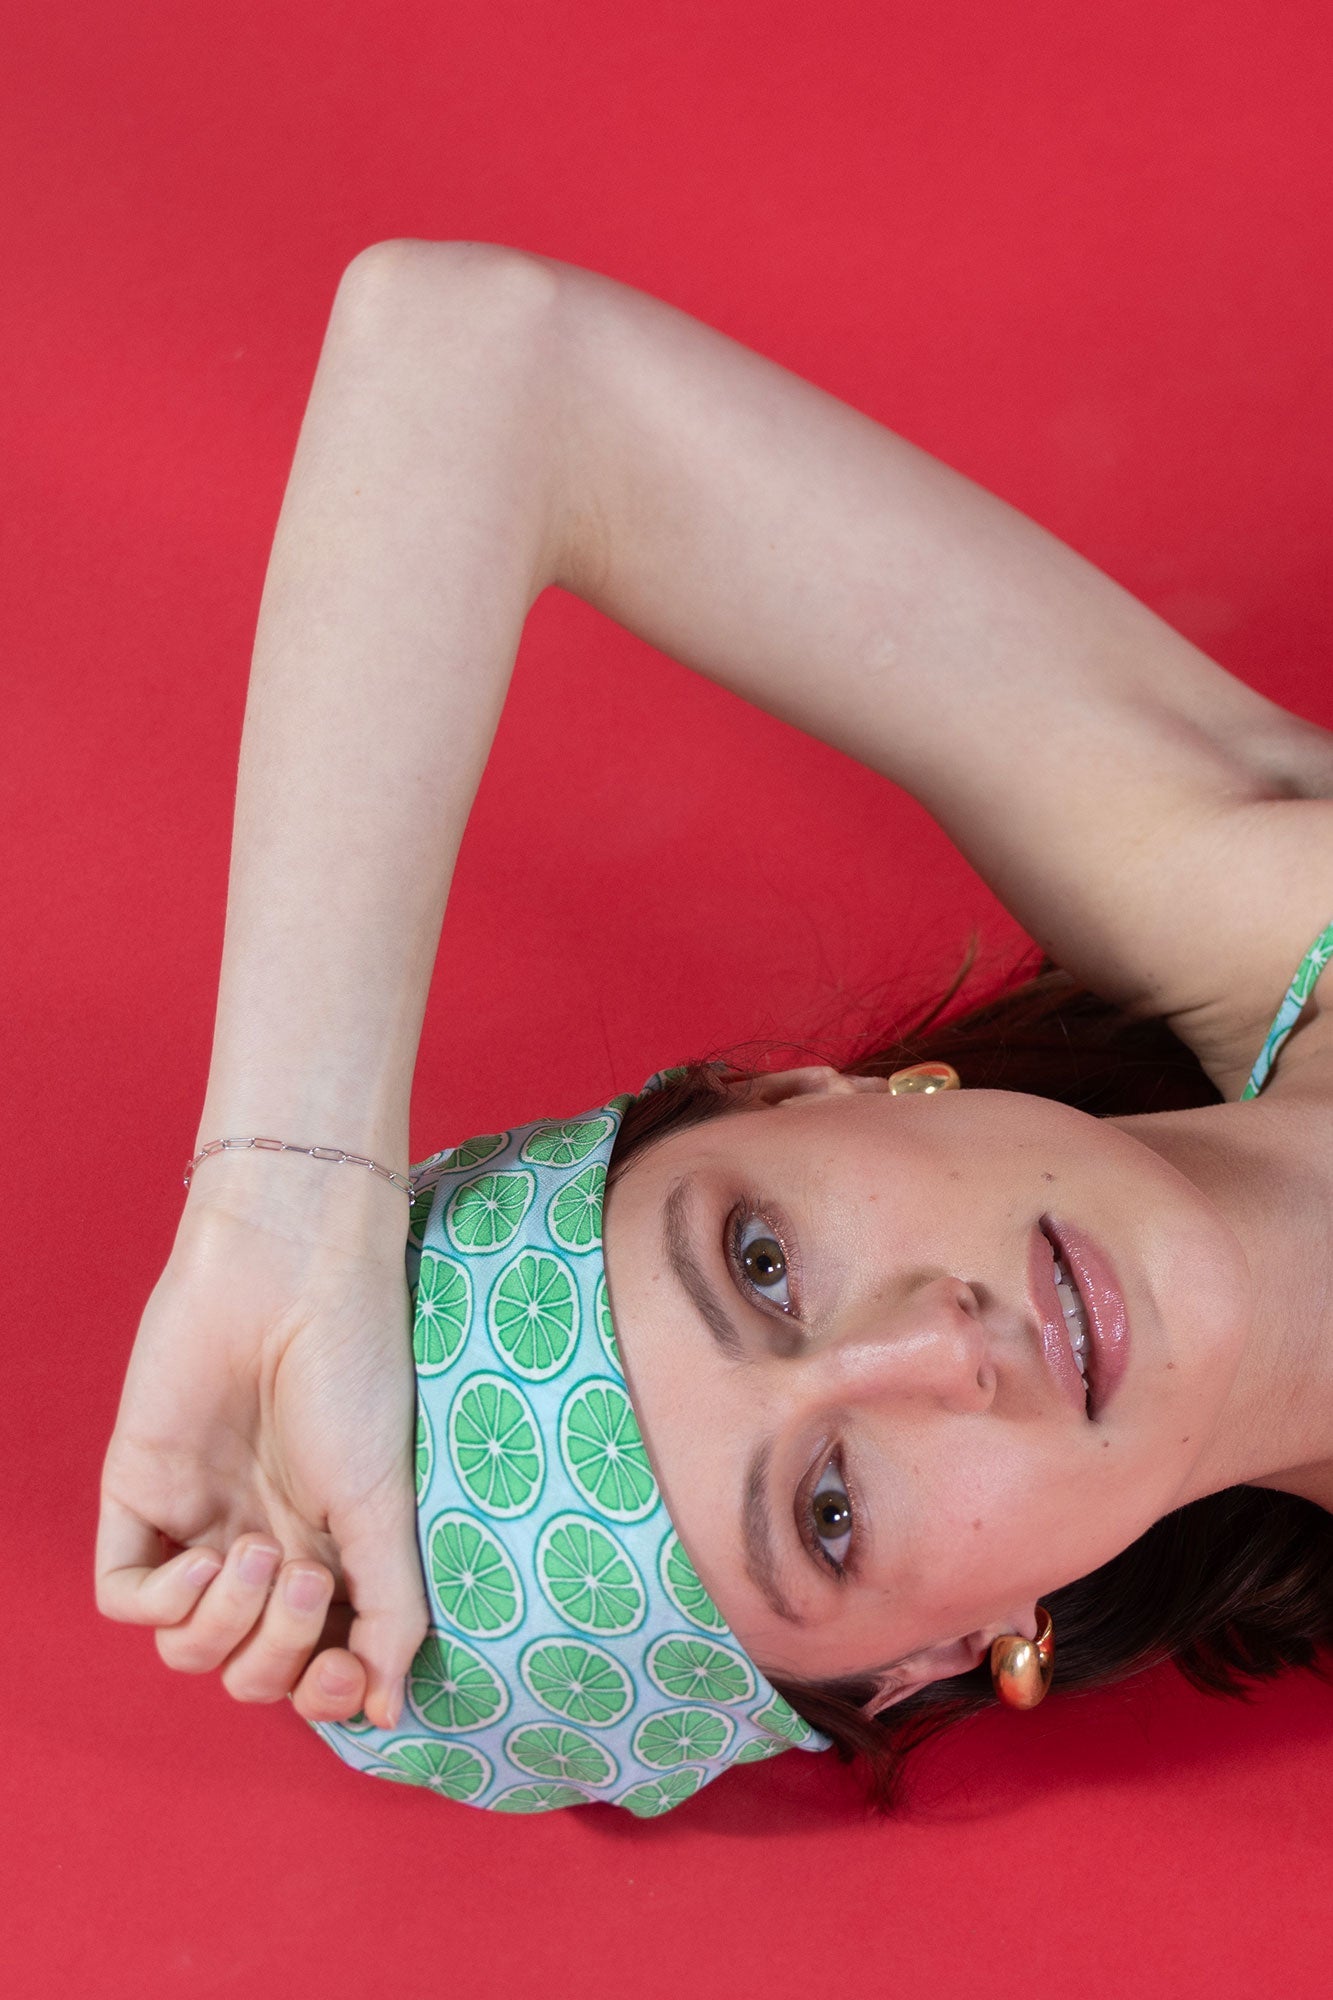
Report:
606,933,1333,1810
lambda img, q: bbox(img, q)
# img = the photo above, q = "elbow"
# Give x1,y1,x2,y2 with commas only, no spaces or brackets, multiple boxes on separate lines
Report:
335,237,563,319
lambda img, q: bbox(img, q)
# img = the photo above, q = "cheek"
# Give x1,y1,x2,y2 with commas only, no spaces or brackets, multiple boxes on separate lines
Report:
898,1425,1160,1610
1128,1210,1251,1465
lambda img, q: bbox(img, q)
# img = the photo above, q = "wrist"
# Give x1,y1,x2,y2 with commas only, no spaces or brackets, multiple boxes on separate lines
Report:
182,1123,414,1243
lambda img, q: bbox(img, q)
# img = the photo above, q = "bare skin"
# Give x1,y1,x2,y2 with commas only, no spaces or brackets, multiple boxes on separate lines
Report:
602,1030,1333,1701
98,241,1333,1727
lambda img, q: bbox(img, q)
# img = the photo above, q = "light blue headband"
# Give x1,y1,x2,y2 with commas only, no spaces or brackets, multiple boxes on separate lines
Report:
303,1066,831,1816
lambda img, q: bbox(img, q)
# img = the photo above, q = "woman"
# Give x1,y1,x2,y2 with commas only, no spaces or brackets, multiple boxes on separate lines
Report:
95,240,1333,1812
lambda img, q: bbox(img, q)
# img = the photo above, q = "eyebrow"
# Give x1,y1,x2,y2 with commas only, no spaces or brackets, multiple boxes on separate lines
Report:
662,1173,745,1362
660,1174,805,1627
743,1437,807,1627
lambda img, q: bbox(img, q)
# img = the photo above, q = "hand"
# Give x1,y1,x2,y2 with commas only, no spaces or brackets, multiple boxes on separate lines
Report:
96,1200,430,1731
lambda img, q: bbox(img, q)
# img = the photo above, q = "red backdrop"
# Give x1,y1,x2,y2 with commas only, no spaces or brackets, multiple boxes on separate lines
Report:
4,2,1332,1994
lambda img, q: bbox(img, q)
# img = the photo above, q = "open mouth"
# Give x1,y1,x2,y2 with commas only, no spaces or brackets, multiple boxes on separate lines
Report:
1047,1227,1092,1393
1036,1217,1096,1416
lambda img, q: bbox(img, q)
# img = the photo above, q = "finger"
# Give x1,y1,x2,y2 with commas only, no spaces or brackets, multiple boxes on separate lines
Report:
217,1560,339,1706
333,1489,431,1732
289,1645,371,1723
155,1534,283,1674
95,1494,225,1626
287,1598,369,1721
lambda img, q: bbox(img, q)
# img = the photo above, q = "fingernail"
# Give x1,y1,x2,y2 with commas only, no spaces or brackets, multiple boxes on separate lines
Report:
238,1543,280,1586
283,1568,328,1613
319,1662,360,1696
185,1554,223,1587
387,1681,405,1729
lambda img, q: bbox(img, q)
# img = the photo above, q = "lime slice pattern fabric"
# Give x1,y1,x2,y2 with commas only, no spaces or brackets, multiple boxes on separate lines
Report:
446,1170,536,1252
518,1637,635,1727
647,1635,757,1706
373,1740,493,1801
414,1401,434,1505
559,1381,659,1521
594,1274,622,1376
448,1375,545,1517
407,1633,510,1733
302,1068,832,1815
520,1116,614,1166
658,1529,728,1633
413,1252,471,1374
1241,919,1333,1099
535,1515,646,1634
487,1250,579,1379
546,1164,606,1252
504,1722,618,1787
633,1706,735,1768
428,1511,525,1638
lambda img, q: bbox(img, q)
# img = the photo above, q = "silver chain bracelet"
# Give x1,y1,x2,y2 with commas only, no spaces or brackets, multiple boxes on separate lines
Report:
183,1135,418,1198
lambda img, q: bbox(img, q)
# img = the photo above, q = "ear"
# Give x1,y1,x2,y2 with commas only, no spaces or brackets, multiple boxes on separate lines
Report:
734,1065,893,1109
862,1607,1042,1718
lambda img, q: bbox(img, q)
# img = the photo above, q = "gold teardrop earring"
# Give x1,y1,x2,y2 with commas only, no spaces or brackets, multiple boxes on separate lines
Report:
990,1605,1055,1710
886,1061,961,1095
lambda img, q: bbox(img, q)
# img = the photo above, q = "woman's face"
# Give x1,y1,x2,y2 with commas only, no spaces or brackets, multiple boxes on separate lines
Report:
601,1067,1252,1700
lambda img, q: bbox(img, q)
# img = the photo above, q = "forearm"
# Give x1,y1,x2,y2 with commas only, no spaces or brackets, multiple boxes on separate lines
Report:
188,243,569,1226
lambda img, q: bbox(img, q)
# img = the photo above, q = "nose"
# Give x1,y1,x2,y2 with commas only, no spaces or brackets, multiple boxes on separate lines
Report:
811,1273,995,1415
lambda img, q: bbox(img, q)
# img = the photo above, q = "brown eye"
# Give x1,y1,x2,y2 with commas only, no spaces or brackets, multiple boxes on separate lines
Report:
734,1213,793,1312
814,1492,851,1538
743,1235,785,1286
811,1460,854,1570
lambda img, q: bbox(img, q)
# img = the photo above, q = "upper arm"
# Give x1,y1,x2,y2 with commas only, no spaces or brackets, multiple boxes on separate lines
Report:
536,250,1333,1083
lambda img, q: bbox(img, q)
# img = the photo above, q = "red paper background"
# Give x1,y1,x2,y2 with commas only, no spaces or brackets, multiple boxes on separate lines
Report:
4,2,1332,1994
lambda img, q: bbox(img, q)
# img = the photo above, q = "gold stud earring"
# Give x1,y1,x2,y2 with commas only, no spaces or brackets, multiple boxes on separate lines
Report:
886,1062,962,1095
990,1604,1055,1710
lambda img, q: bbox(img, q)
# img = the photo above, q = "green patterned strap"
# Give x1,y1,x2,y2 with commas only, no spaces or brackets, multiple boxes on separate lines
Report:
1240,919,1333,1100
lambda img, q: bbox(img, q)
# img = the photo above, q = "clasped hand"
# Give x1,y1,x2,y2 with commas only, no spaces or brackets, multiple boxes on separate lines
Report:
96,1199,430,1732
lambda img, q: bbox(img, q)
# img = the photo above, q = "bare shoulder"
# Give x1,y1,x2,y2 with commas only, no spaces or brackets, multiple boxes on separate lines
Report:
1150,782,1333,1099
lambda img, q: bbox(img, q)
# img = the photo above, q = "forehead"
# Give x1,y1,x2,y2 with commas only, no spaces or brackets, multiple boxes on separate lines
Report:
620,1083,996,1190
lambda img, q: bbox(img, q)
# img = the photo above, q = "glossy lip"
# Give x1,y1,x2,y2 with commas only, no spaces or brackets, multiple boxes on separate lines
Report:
1028,1220,1090,1416
1044,1214,1130,1416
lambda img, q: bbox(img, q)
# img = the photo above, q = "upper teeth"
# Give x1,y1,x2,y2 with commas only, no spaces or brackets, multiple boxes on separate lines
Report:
1051,1242,1091,1381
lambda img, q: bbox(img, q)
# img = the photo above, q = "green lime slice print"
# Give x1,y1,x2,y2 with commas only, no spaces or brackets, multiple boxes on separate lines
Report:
617,1768,708,1818
489,1783,592,1814
518,1637,635,1728
414,1398,434,1505
407,1632,510,1733
646,1635,756,1707
594,1274,622,1375
413,1251,471,1375
445,1170,536,1253
327,1709,375,1736
519,1116,614,1167
735,1732,790,1764
504,1723,619,1789
427,1511,524,1639
558,1380,659,1522
486,1250,579,1380
535,1514,647,1636
641,1065,691,1094
428,1133,509,1176
408,1182,435,1244
448,1373,545,1518
750,1692,819,1745
374,1738,492,1801
545,1163,606,1253
657,1529,728,1633
632,1706,735,1769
